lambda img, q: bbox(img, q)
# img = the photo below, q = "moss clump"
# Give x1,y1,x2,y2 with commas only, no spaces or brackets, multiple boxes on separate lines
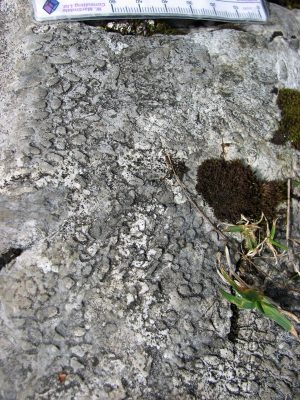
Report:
102,20,178,36
147,21,179,36
260,180,287,217
196,159,286,224
272,88,300,151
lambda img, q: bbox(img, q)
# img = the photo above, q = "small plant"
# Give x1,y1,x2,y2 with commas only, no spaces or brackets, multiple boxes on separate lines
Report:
165,154,299,340
263,218,289,254
224,214,261,254
217,248,299,340
224,214,288,259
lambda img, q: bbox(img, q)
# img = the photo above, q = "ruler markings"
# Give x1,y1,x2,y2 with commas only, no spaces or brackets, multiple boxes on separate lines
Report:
108,4,262,19
257,8,262,18
34,0,268,22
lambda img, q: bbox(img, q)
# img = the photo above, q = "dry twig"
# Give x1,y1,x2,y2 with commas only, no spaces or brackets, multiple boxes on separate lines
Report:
164,152,238,250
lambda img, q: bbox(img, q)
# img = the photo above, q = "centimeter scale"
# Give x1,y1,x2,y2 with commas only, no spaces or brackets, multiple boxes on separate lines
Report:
33,0,269,22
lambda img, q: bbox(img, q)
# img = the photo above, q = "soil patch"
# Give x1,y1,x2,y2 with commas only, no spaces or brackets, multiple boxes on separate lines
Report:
196,159,286,223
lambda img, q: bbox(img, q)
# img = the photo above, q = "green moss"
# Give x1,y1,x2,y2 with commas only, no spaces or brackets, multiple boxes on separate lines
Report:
147,21,178,35
101,20,178,36
272,88,300,151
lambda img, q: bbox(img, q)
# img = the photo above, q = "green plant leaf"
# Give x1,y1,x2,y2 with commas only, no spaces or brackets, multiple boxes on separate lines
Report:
270,221,276,240
220,289,255,309
268,239,288,251
225,225,245,233
219,268,241,292
240,288,263,302
260,302,296,334
221,289,298,339
255,301,265,315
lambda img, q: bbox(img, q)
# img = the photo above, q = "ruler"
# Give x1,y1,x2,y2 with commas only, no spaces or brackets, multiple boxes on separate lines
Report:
32,0,268,22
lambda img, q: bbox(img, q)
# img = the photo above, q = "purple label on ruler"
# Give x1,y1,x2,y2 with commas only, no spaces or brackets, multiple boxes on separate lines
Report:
43,0,59,14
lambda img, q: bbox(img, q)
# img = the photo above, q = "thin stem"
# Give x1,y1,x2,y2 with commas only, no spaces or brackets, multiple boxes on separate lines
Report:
165,152,238,250
286,178,291,245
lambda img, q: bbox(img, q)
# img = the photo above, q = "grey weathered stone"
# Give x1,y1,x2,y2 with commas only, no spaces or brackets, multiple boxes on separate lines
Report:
0,1,300,399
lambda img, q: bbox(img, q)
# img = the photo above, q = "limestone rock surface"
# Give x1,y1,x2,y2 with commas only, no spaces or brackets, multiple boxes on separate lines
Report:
0,1,300,399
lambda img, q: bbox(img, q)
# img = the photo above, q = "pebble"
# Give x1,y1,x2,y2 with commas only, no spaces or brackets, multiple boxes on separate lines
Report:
48,56,72,65
73,327,86,337
37,306,59,321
